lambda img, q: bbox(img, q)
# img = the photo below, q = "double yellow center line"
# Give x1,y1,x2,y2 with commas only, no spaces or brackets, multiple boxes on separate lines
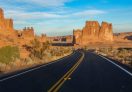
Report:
48,51,85,92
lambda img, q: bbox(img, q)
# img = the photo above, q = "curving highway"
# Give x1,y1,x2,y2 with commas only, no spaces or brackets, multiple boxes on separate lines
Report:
0,50,132,92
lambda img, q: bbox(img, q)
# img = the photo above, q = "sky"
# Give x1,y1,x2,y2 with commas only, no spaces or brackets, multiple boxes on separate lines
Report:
0,0,132,36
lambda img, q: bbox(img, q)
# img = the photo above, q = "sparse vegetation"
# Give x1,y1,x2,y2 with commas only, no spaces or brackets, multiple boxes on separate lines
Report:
0,39,73,74
30,39,50,59
29,39,72,61
0,46,20,64
97,48,132,67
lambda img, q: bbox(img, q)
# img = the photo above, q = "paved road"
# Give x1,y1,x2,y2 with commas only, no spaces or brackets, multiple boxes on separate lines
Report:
59,51,132,92
0,51,132,92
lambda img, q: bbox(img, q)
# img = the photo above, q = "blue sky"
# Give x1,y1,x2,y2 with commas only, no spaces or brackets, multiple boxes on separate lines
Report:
0,0,132,36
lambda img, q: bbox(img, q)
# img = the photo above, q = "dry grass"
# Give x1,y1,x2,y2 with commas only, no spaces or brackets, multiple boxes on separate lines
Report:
97,48,132,67
0,39,73,74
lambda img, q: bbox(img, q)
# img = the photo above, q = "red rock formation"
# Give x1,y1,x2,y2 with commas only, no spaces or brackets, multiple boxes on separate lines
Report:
73,29,82,45
114,32,132,42
38,34,47,43
0,8,16,37
16,27,35,46
74,20,113,45
0,8,37,48
0,8,49,58
66,35,73,43
82,21,100,44
22,27,34,38
0,8,14,31
0,8,4,19
99,22,113,41
5,19,14,31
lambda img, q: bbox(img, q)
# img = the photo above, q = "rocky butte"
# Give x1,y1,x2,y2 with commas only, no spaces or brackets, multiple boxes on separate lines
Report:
0,8,131,50
0,8,36,46
73,21,113,45
0,8,16,37
0,8,47,58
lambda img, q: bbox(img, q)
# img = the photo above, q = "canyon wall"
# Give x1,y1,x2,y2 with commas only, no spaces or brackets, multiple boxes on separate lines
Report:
0,8,131,49
74,21,114,45
0,8,36,47
0,8,16,37
99,22,113,41
0,8,48,58
73,29,82,44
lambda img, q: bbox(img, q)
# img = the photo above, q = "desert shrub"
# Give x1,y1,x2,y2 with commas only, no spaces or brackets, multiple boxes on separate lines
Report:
50,47,72,57
0,46,20,64
30,39,50,59
98,48,132,67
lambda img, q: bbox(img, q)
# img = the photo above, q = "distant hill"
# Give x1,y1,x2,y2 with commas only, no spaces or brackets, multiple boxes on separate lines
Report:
114,32,132,41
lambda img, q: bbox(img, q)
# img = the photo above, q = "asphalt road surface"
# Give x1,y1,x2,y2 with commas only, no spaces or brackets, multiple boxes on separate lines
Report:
0,50,132,92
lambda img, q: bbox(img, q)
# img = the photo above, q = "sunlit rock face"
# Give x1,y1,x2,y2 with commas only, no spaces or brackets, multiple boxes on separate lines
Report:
66,36,72,43
73,29,82,45
73,21,114,45
0,8,18,47
0,8,36,47
20,27,35,38
0,8,4,19
16,27,35,46
99,22,113,41
82,21,100,45
0,8,16,36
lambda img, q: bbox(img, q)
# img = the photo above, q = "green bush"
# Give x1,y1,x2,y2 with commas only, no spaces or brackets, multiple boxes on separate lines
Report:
0,46,20,64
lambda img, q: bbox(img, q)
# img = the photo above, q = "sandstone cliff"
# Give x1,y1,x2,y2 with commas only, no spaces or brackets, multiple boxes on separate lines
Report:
73,29,82,44
0,8,4,19
99,22,113,41
0,8,36,47
82,21,100,44
0,8,16,37
74,21,114,45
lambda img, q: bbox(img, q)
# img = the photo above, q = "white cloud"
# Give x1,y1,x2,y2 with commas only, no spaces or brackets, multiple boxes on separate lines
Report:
5,10,63,20
73,10,106,16
4,9,106,22
1,0,107,35
13,0,72,7
3,8,107,35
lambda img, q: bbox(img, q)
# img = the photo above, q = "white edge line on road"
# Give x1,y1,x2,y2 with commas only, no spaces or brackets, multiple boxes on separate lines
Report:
0,52,75,82
97,54,132,77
